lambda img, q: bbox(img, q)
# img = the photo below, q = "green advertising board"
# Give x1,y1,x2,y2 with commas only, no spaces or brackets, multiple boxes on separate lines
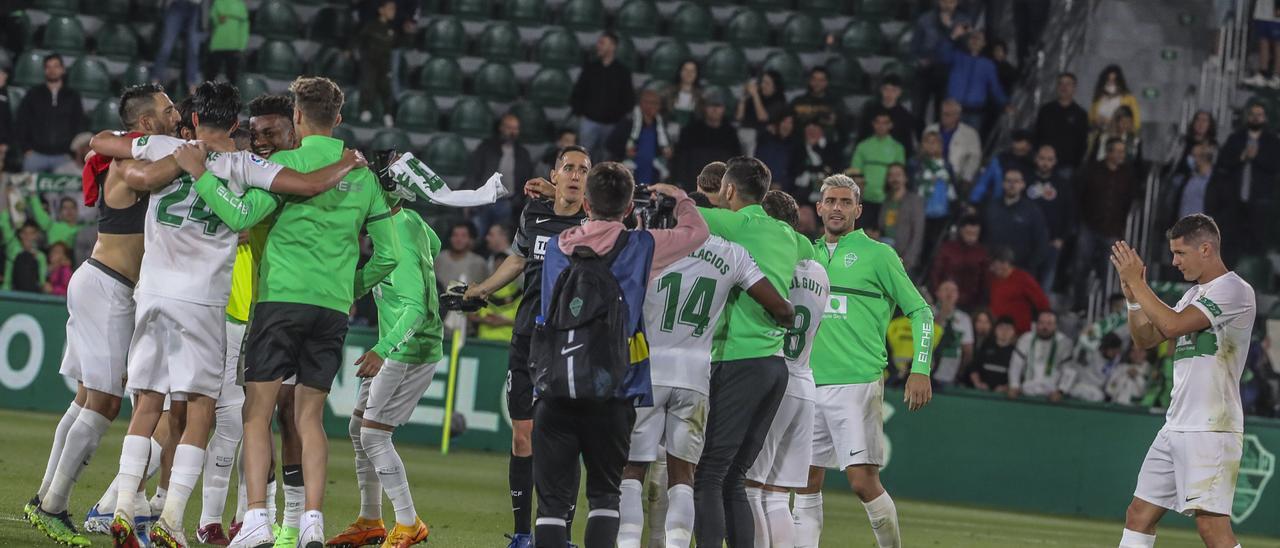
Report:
1,290,1277,535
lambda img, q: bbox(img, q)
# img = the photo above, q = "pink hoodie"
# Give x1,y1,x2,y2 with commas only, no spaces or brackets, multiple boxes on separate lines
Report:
556,189,709,280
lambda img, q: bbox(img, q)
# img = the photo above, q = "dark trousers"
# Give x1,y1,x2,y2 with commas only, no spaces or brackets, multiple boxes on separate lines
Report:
206,51,242,84
694,357,789,548
358,60,393,117
533,397,635,548
1071,225,1118,310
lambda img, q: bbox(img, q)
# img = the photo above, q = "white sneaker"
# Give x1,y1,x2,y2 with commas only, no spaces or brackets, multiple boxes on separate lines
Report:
298,511,325,548
1245,73,1269,87
383,113,394,128
228,519,275,548
359,110,372,124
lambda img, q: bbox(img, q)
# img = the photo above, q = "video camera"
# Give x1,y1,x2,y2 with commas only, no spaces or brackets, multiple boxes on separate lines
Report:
633,184,678,229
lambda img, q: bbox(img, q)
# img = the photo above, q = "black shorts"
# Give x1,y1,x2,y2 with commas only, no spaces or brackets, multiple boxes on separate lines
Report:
507,333,534,421
243,302,349,392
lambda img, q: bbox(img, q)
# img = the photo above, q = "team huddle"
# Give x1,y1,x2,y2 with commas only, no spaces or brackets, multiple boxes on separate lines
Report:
15,75,1258,548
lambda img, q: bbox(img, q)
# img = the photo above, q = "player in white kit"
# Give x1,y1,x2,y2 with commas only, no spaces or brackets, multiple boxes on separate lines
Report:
1110,214,1255,548
616,191,793,548
746,191,829,548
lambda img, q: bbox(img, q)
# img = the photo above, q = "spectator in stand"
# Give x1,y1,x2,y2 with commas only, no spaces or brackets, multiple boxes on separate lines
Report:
151,0,202,92
851,109,906,225
930,215,988,310
1178,110,1218,170
1088,65,1141,132
987,39,1018,99
352,0,402,127
467,113,534,237
937,27,1008,135
1210,101,1280,263
736,70,787,133
755,111,798,193
1008,310,1074,401
27,195,84,249
932,279,975,386
969,308,993,362
1171,142,1215,220
1024,144,1074,292
910,129,957,256
982,167,1048,272
4,222,46,292
879,163,924,273
1087,105,1142,165
1064,331,1123,403
969,129,1034,205
43,242,72,296
1106,343,1154,405
53,132,93,177
607,90,673,185
671,91,741,189
0,65,12,170
207,0,249,84
859,75,918,157
1034,72,1090,175
968,315,1016,393
927,99,982,191
789,120,840,204
661,60,705,139
435,222,489,287
536,129,578,176
483,223,514,271
1246,0,1280,88
911,0,973,121
473,253,520,342
790,66,849,143
987,246,1050,333
571,31,636,159
389,0,419,99
1072,138,1138,308
15,54,84,173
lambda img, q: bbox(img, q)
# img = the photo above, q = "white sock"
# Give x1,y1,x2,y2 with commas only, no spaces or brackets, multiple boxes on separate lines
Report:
746,486,768,548
150,487,167,517
863,492,901,548
361,427,415,525
95,476,121,514
146,437,163,479
234,460,248,523
114,435,153,523
645,463,669,548
300,509,324,540
283,483,305,528
43,409,110,513
160,444,204,530
617,479,643,548
266,479,277,521
39,402,82,500
793,492,823,548
1119,528,1157,548
765,490,795,548
664,484,695,548
350,416,382,521
243,507,270,533
199,405,242,526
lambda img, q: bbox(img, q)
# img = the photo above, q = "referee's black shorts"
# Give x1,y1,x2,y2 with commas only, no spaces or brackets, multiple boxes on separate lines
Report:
243,302,348,391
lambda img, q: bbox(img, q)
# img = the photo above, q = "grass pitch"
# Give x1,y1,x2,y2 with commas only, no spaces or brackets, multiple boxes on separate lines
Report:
0,409,1275,547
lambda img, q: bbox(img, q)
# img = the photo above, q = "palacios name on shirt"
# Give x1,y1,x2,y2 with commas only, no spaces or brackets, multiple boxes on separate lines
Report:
690,247,731,275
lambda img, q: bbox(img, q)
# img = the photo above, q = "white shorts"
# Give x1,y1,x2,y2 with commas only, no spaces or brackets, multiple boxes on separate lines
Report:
747,392,814,488
58,262,135,398
126,293,226,399
628,386,709,464
355,358,442,427
1134,428,1243,516
218,320,247,408
812,381,885,470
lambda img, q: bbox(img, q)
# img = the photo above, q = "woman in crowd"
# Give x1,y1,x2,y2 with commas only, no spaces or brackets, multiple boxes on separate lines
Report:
660,60,705,139
736,70,788,131
878,163,925,273
1088,64,1141,131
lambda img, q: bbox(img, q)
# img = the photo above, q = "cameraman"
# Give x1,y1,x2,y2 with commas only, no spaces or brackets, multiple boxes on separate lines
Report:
532,163,708,548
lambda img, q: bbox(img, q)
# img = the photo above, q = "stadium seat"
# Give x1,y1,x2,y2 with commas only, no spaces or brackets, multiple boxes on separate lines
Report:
478,22,522,63
67,57,112,99
309,6,355,47
4,11,36,53
95,23,138,60
83,0,131,20
253,0,302,41
702,84,736,112
702,46,747,87
449,97,495,138
645,40,691,83
1236,255,1275,292
423,133,470,176
799,0,844,14
369,129,414,154
668,3,712,43
395,92,439,132
502,0,545,24
34,0,78,15
312,47,356,85
236,74,269,104
840,20,884,56
746,0,787,9
825,55,869,95
857,0,899,20
8,87,26,118
780,13,823,52
761,51,804,92
560,0,604,31
537,28,582,70
423,16,467,58
88,97,121,131
615,0,660,37
473,62,519,102
878,59,914,87
448,0,491,19
419,0,440,13
725,9,767,49
42,16,85,53
340,89,386,123
332,124,356,145
417,57,464,96
895,27,914,59
614,34,638,71
13,51,46,88
528,67,572,107
119,61,151,88
254,40,303,80
507,101,548,143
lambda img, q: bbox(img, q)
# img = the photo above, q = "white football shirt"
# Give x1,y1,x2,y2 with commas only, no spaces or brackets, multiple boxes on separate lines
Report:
783,259,828,401
643,236,764,394
1166,271,1255,433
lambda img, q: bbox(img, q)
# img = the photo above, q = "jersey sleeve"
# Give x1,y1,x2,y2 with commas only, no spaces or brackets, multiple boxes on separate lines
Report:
206,151,286,191
697,207,740,238
192,171,284,231
510,204,532,258
131,135,184,162
1192,278,1256,330
877,247,934,374
354,184,401,296
370,222,428,359
731,243,766,291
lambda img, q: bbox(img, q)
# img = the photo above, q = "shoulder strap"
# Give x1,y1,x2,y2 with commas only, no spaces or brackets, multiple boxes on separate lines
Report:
602,229,632,265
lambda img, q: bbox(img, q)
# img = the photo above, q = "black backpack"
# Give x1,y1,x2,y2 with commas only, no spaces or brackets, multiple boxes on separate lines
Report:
531,231,632,401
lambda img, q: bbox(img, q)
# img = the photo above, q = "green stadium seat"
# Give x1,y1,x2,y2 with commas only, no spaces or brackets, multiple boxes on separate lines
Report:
448,97,495,138
825,55,869,95
83,0,131,20
668,3,712,43
614,34,638,71
34,0,78,15
761,51,804,92
878,59,913,87
8,87,26,118
88,97,121,131
537,28,582,70
528,67,572,107
253,0,302,41
781,13,823,52
423,16,466,58
236,74,270,103
560,0,604,31
478,22,522,63
1236,255,1275,292
640,78,667,93
725,9,767,49
369,129,414,153
4,11,36,52
645,40,690,82
840,20,883,56
419,0,440,13
132,0,166,22
616,0,659,37
309,6,355,47
42,16,85,53
67,57,111,98
507,101,548,143
424,133,470,176
702,46,746,87
747,0,787,8
448,0,491,19
119,61,150,88
340,89,386,123
502,0,545,24
473,62,519,102
13,51,48,88
312,47,356,85
332,124,357,145
799,0,844,14
417,57,463,96
255,40,303,80
857,0,899,20
702,84,736,113
291,0,326,6
895,27,914,59
395,92,439,132
96,23,138,61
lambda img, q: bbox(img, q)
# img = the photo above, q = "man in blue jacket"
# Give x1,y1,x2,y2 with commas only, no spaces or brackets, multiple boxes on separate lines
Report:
939,28,1007,134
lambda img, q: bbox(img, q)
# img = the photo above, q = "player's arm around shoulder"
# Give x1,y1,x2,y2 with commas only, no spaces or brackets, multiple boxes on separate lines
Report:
265,149,367,197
